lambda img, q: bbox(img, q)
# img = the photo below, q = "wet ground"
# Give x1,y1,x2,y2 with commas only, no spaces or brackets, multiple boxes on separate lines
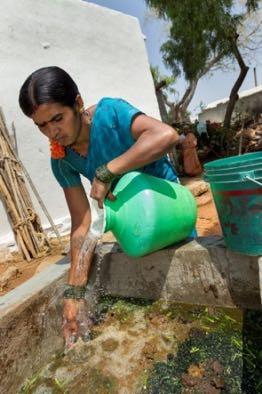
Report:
20,297,261,394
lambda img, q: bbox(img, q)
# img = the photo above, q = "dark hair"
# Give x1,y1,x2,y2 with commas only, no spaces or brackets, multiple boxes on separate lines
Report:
19,66,79,117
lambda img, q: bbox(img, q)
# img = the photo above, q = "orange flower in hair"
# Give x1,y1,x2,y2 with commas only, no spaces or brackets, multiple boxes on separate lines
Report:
50,140,66,159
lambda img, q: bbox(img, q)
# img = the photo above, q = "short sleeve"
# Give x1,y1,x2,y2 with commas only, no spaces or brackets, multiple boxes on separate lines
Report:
51,158,82,189
113,98,144,135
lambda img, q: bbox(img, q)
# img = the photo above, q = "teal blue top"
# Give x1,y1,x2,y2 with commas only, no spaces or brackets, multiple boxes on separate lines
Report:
51,97,178,188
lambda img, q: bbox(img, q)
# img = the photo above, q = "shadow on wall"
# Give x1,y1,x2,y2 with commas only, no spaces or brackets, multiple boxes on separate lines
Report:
197,237,261,309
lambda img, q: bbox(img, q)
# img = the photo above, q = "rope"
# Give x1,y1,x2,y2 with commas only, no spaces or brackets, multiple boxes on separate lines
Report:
0,156,19,164
13,212,37,230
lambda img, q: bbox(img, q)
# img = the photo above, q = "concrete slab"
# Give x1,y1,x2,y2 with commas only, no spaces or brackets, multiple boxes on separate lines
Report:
99,237,262,309
0,257,70,393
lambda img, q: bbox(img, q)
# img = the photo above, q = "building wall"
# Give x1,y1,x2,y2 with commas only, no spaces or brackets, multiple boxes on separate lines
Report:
199,90,262,123
199,103,227,123
0,0,160,244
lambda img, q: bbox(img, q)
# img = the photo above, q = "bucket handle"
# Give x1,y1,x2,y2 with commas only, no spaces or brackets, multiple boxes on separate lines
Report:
244,175,262,187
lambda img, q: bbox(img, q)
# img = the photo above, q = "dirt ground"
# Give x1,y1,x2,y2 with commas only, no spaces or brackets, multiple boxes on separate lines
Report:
196,189,221,236
0,183,221,296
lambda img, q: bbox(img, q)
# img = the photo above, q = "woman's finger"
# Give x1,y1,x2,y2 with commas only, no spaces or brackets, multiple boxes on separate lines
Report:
62,320,72,348
65,333,77,349
63,319,78,349
89,186,96,199
98,198,104,209
107,191,116,201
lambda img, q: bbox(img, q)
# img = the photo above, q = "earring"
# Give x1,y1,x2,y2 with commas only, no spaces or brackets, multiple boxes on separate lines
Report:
79,106,85,114
84,110,92,125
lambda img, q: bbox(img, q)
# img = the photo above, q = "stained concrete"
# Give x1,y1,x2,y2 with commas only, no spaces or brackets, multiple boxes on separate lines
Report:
0,236,261,393
0,258,70,393
99,237,262,309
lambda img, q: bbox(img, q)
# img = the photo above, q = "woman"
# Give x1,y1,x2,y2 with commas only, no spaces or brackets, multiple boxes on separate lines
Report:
181,127,202,176
19,66,180,347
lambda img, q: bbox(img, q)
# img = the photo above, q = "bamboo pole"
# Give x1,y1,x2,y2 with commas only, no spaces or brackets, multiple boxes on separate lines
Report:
0,174,31,261
0,108,62,246
0,108,54,260
2,148,37,258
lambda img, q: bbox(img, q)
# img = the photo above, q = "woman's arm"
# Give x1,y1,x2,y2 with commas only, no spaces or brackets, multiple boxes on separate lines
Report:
64,185,94,286
90,115,179,207
107,114,179,175
63,185,97,348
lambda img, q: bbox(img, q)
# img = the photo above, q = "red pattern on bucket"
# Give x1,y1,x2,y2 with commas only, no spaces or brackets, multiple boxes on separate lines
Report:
216,188,262,197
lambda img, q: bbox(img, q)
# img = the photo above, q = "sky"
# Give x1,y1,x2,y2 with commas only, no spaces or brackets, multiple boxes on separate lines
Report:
87,0,262,118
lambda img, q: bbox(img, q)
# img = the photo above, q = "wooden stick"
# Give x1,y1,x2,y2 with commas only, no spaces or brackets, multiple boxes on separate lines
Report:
11,122,18,154
0,175,31,260
0,108,53,260
0,108,62,246
238,122,244,155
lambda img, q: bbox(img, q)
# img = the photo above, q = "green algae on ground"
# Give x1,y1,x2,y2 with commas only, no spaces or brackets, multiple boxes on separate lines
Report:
96,296,242,335
95,296,153,324
142,330,243,393
21,376,66,394
20,297,259,394
144,300,242,333
142,309,262,394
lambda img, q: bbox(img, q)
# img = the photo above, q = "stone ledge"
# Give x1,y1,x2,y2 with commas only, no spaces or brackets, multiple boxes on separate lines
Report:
0,257,70,393
99,237,261,309
0,257,70,320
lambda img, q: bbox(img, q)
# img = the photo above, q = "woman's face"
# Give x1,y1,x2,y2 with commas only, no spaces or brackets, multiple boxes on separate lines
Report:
31,102,81,146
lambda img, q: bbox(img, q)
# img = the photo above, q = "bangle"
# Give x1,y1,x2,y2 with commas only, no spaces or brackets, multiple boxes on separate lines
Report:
95,164,118,184
63,284,86,299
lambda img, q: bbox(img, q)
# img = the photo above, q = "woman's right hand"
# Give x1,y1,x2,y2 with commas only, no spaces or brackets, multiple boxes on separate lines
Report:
90,177,116,209
62,298,93,349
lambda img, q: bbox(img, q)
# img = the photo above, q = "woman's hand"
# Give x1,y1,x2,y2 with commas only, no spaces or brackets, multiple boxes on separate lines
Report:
62,298,93,349
90,177,116,209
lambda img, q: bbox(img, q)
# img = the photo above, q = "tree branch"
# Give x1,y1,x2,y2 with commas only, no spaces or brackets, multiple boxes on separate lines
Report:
224,41,249,129
172,52,224,123
155,80,167,91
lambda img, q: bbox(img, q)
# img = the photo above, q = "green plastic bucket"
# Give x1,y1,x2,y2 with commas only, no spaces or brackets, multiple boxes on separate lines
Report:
204,152,262,256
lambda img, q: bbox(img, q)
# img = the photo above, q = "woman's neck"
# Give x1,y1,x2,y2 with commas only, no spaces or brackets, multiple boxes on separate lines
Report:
69,104,96,155
69,116,91,155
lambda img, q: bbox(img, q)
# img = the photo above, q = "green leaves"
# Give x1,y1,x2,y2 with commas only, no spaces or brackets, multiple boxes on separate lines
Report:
145,0,259,81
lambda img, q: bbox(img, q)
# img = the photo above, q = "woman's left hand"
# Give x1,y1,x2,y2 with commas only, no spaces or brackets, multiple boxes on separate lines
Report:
90,177,116,209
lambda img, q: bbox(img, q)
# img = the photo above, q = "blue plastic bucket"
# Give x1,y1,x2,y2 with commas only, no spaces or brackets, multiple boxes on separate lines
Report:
204,152,262,256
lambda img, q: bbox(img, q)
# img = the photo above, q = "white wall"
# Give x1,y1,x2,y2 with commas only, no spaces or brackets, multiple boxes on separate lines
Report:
199,89,262,123
0,0,160,244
